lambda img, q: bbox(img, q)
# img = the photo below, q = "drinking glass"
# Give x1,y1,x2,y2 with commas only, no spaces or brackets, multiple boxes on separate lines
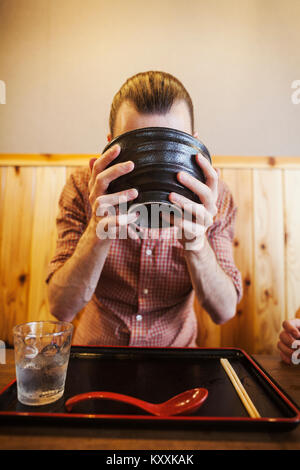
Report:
13,321,73,406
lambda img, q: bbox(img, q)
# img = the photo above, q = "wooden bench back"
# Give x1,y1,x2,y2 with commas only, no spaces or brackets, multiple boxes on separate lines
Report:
1,155,300,352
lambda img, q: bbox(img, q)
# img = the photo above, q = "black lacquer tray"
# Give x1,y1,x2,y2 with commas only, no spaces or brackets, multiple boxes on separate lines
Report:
0,346,299,430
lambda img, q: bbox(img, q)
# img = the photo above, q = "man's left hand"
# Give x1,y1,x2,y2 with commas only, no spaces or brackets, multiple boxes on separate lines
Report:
168,153,219,251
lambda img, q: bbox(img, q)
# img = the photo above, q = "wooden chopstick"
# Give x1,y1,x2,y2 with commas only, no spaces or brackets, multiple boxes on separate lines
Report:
220,358,261,418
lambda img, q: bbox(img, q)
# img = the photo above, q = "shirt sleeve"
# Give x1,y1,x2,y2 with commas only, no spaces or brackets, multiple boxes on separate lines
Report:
45,167,91,284
206,179,243,303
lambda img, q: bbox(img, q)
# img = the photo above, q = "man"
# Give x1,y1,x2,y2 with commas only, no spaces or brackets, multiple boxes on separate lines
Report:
46,71,242,346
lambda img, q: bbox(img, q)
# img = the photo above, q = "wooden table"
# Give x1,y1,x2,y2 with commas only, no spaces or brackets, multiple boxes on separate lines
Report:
0,349,299,450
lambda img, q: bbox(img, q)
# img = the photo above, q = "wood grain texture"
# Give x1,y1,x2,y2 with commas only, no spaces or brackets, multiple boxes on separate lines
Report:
0,168,7,344
212,156,300,169
194,300,222,347
27,167,66,326
0,155,91,166
253,170,285,354
1,154,300,168
0,167,36,345
0,158,299,352
283,170,300,321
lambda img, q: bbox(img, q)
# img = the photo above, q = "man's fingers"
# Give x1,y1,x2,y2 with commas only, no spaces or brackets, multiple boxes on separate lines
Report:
95,212,139,240
100,212,139,228
89,158,97,172
96,160,134,190
169,193,213,227
279,350,292,365
181,219,206,240
96,188,138,213
176,171,217,215
277,340,294,358
278,320,300,365
195,153,219,193
89,144,121,189
164,214,205,241
93,144,121,174
279,330,296,348
89,160,134,206
282,319,300,339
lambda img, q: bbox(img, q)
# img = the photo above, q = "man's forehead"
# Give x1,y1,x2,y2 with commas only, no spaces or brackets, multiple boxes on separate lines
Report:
113,99,192,136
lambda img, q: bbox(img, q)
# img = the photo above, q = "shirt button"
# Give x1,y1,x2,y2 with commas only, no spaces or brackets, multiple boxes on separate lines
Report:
143,288,148,295
146,249,152,256
136,315,143,321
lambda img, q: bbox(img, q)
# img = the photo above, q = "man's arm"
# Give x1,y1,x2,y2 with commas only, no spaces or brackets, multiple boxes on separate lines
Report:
47,144,138,322
168,152,241,325
183,237,237,324
48,218,112,322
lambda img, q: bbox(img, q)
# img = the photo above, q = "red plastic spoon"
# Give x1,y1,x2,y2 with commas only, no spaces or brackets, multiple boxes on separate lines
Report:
65,388,208,417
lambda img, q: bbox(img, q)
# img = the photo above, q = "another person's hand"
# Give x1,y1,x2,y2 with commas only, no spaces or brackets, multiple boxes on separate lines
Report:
168,153,219,251
88,145,139,241
277,319,300,364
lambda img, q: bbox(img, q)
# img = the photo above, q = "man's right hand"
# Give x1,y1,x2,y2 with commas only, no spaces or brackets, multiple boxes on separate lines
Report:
88,144,139,241
47,144,139,322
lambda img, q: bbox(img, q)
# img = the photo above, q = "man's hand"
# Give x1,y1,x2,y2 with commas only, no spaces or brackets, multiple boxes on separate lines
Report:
277,319,300,365
170,152,237,324
88,144,139,241
168,153,219,251
48,144,139,322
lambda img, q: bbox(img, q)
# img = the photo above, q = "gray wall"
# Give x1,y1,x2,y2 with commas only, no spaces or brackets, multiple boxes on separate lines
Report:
0,0,299,155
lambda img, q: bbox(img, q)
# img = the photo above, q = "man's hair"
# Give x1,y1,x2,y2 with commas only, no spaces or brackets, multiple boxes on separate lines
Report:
109,71,194,136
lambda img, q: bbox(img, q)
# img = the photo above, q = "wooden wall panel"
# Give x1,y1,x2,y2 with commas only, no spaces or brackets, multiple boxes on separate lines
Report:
284,170,300,321
253,170,285,354
1,154,300,169
27,167,66,327
1,156,300,352
0,167,36,345
195,300,221,347
0,168,7,344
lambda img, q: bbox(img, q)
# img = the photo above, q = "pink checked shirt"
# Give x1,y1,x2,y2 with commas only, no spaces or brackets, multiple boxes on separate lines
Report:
46,166,242,347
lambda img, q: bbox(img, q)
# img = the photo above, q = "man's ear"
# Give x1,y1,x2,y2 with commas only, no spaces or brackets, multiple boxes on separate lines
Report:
107,133,112,142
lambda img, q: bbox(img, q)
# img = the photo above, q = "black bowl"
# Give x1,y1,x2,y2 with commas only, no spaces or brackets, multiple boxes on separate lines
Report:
102,127,212,228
